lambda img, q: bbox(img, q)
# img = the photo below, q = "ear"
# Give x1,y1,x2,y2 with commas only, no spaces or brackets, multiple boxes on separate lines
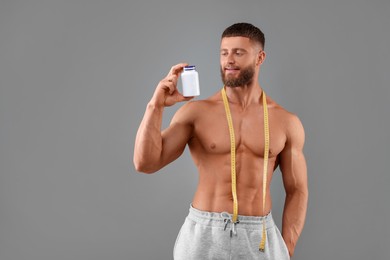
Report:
256,50,266,66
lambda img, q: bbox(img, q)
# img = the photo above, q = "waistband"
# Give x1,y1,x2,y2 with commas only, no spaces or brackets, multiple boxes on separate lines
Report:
187,204,275,231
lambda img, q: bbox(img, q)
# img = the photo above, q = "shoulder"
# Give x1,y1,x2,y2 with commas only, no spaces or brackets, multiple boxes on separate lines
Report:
174,91,222,117
285,112,305,147
172,91,222,124
267,96,305,146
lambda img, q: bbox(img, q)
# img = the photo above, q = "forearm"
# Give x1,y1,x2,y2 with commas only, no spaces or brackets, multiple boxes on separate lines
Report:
133,101,164,173
282,189,308,257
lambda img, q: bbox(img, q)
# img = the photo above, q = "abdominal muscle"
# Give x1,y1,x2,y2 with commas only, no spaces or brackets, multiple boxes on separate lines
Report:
190,150,276,217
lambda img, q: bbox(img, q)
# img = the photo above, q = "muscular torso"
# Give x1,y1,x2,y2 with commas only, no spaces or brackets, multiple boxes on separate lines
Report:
187,91,290,216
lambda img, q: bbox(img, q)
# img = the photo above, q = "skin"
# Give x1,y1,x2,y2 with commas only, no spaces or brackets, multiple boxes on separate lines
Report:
134,36,308,257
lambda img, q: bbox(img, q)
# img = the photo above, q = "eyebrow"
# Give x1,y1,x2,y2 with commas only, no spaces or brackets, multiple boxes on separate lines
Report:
220,48,248,52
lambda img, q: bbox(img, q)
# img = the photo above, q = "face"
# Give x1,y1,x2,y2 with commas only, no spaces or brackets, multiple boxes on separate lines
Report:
220,36,262,87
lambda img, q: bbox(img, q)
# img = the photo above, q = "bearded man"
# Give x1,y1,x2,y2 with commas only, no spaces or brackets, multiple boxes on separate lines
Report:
134,23,308,260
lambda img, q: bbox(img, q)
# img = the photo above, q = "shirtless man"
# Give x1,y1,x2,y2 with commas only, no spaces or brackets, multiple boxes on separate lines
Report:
134,23,308,260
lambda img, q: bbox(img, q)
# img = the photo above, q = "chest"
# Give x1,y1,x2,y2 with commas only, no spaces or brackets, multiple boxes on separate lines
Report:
192,106,287,158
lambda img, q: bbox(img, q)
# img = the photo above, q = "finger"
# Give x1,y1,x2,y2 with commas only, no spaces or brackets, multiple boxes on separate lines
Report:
177,95,195,102
166,74,178,86
164,81,176,95
168,62,188,76
161,77,177,87
158,79,174,94
183,96,195,102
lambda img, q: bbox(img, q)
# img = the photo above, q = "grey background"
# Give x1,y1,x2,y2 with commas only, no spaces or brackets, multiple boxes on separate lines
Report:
0,0,389,259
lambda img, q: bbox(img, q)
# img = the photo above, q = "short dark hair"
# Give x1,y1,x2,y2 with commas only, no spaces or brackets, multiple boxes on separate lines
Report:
221,23,265,49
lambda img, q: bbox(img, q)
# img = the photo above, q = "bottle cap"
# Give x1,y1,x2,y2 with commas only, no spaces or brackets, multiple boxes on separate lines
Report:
184,65,196,71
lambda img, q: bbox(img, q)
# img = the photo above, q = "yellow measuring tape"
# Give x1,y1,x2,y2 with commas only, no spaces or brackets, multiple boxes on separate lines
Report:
221,87,269,252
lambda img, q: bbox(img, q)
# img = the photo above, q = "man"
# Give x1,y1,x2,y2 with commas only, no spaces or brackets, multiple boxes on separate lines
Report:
134,23,308,259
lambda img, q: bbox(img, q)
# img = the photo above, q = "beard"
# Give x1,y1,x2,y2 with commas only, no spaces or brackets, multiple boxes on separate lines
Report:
220,64,255,88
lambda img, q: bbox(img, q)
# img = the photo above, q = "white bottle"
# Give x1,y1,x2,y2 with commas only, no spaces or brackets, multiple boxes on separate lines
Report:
181,65,200,97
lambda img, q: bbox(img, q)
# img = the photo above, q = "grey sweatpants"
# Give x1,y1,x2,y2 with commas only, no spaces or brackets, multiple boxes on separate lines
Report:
173,205,290,260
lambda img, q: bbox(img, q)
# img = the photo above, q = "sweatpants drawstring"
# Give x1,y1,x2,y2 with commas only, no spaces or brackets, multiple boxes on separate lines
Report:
221,212,239,237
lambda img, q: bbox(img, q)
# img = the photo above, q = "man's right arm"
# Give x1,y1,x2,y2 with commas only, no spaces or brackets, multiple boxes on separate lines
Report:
133,63,194,173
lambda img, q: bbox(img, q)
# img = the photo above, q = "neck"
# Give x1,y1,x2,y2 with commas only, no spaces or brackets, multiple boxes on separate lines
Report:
224,82,263,109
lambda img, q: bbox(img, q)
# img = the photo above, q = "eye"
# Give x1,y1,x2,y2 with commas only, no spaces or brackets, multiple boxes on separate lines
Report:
221,52,228,57
235,51,244,56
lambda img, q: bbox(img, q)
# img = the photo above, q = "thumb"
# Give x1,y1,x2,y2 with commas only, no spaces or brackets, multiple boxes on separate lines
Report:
177,95,195,102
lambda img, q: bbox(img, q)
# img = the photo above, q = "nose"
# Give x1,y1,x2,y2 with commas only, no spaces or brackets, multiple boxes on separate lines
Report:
227,53,235,64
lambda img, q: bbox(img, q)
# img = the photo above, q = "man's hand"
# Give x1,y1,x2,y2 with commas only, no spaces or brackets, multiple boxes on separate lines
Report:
151,63,194,107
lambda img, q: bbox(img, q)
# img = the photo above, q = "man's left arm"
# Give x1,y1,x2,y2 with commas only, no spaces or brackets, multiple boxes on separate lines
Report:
279,113,308,257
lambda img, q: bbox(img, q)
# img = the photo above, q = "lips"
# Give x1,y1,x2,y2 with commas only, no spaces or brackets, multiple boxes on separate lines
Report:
225,67,240,74
225,67,239,71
